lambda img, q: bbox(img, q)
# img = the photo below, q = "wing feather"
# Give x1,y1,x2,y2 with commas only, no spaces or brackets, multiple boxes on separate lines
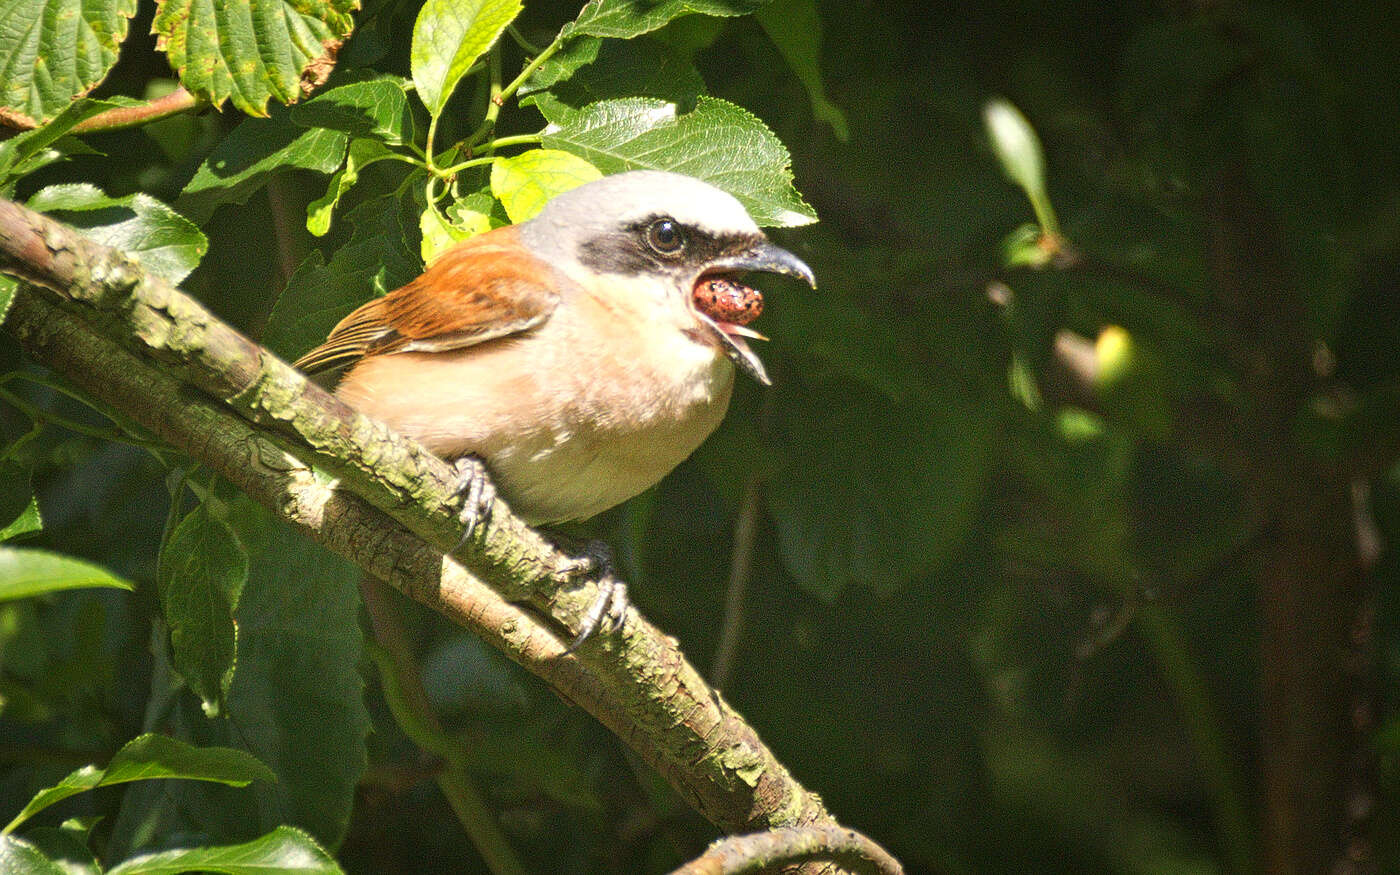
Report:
293,226,559,374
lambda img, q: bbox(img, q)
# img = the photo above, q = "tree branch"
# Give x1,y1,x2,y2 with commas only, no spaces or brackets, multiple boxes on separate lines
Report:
672,827,904,875
0,198,890,866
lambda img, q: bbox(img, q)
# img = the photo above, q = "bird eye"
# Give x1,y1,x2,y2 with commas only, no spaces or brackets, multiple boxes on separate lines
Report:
646,218,685,254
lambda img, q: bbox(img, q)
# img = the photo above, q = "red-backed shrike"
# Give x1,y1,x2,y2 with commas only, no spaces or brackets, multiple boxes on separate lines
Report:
295,170,814,526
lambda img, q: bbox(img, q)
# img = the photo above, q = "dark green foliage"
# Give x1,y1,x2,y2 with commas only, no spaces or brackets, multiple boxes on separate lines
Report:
2,0,1399,872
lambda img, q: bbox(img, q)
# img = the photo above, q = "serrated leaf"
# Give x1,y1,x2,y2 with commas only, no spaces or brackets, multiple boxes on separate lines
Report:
541,96,816,227
157,502,247,717
0,459,31,534
27,185,208,284
490,149,600,223
152,0,358,117
0,835,66,873
0,546,134,602
178,111,348,225
0,98,123,191
0,276,14,326
410,0,523,117
0,0,138,126
291,77,415,145
560,0,764,41
756,0,848,140
0,494,41,542
5,734,273,834
267,194,418,362
763,383,994,600
521,36,705,125
106,825,340,875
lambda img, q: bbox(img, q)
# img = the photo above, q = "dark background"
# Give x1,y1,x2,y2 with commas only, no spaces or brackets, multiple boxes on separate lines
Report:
5,0,1400,872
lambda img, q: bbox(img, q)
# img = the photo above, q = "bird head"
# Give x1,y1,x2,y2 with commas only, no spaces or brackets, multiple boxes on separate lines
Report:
517,171,815,385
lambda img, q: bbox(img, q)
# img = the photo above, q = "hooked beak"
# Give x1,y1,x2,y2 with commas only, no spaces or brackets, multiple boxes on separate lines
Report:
696,240,814,387
707,240,817,289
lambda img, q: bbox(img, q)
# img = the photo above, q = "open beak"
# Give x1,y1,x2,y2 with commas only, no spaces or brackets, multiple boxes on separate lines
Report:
696,241,815,386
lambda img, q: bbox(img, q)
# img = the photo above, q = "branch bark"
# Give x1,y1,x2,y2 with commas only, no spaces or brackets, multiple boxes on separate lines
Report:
0,198,892,867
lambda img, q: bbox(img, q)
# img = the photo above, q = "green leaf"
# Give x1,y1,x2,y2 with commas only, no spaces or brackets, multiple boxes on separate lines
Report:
291,77,415,145
0,459,32,535
983,98,1059,235
156,502,247,717
0,98,123,191
560,0,764,41
108,503,368,851
410,0,523,117
521,36,705,125
0,276,14,327
5,734,273,834
151,0,357,117
0,835,66,873
27,185,208,284
0,496,41,542
266,194,419,363
755,0,848,140
0,0,138,126
490,149,601,223
0,547,134,602
23,821,99,875
764,383,995,600
305,138,396,237
178,112,348,225
106,825,340,875
541,96,816,227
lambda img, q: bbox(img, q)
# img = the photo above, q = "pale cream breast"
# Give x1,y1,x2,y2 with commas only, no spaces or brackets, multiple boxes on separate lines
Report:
335,285,735,524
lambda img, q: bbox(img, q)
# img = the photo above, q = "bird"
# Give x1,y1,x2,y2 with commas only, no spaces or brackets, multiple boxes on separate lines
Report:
294,170,814,528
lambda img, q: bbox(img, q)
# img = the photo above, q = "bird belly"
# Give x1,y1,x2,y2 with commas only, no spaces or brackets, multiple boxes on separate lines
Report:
335,335,734,524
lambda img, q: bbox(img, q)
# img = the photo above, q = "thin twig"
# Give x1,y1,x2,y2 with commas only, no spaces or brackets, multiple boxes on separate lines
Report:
672,826,903,875
711,477,761,689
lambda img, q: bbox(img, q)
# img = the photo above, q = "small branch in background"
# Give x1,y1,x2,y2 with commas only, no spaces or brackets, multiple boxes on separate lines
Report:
671,826,904,875
71,88,200,135
711,477,762,690
360,576,528,875
261,175,308,336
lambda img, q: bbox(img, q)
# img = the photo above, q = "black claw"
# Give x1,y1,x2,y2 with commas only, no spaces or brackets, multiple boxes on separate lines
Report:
450,455,496,553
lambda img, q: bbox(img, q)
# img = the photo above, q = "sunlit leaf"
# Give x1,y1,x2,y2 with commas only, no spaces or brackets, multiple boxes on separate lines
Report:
560,0,764,41
152,0,358,117
0,0,138,126
291,76,415,145
106,825,340,875
28,185,208,283
490,149,601,223
541,96,815,226
410,0,522,117
5,734,273,834
0,546,133,602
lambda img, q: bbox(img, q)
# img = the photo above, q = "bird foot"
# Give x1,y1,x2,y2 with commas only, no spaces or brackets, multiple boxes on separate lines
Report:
556,539,630,652
450,455,496,553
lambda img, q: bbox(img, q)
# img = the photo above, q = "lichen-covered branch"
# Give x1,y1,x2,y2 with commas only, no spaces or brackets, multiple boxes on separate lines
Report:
0,198,867,853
